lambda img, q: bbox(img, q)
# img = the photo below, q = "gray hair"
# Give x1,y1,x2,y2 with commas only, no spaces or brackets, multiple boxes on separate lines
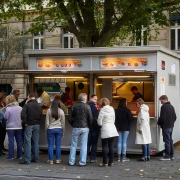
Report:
78,93,87,101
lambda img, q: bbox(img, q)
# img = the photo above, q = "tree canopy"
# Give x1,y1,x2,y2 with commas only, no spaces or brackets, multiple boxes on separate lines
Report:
1,0,180,47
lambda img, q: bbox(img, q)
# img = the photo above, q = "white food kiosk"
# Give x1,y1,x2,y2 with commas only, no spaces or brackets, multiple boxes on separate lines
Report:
2,46,180,154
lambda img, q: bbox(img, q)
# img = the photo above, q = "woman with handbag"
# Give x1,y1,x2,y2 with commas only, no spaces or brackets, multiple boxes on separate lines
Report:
46,99,65,165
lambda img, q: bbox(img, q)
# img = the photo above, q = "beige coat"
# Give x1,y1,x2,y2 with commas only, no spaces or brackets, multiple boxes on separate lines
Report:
135,104,152,144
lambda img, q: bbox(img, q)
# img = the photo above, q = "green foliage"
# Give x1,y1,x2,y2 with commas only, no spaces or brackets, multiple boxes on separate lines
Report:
1,0,180,47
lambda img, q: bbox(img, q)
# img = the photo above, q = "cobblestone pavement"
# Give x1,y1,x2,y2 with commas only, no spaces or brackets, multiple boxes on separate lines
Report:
0,147,180,180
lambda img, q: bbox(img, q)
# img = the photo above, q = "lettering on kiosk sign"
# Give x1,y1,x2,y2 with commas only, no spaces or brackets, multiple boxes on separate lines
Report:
100,57,148,68
37,59,83,69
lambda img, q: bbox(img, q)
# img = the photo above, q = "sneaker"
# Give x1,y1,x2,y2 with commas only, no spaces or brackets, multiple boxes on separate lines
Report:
122,157,130,162
171,157,174,160
90,160,97,163
16,157,22,160
117,158,121,162
56,160,61,164
47,160,53,165
5,157,14,160
160,157,170,161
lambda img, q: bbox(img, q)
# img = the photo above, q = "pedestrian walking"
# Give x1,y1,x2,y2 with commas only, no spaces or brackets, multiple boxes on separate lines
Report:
115,98,133,162
20,92,42,164
0,109,5,156
135,98,151,162
68,93,93,166
46,99,65,165
97,98,118,167
158,95,176,161
87,95,100,163
4,95,22,160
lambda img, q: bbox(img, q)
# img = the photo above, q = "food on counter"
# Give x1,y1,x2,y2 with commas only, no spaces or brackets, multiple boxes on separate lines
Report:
128,63,131,66
131,111,137,115
121,62,125,66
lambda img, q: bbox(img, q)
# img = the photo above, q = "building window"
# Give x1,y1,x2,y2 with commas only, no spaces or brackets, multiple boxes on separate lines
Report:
135,26,147,46
62,33,74,48
33,32,44,50
170,16,180,50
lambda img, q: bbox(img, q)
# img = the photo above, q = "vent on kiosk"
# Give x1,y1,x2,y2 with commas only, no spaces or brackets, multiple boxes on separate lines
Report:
169,74,176,86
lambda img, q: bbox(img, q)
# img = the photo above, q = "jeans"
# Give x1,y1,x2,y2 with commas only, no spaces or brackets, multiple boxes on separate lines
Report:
102,137,115,164
69,128,89,165
24,125,40,163
117,131,129,155
47,128,63,161
162,128,174,158
142,144,150,158
87,127,100,160
7,129,22,158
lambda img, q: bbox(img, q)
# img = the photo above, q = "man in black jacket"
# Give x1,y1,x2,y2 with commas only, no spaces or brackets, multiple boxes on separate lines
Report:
68,93,93,166
87,95,100,163
158,95,176,161
20,92,42,164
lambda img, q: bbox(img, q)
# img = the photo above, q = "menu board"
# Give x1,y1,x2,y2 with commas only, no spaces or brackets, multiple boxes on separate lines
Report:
100,57,148,68
37,59,83,69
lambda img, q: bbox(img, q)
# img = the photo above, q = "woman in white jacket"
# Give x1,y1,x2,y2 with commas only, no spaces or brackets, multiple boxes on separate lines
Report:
135,98,151,161
97,98,118,167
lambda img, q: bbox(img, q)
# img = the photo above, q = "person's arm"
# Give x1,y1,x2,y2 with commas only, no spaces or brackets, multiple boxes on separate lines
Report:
87,105,93,127
68,107,74,126
60,109,65,136
158,106,165,126
97,110,103,126
0,109,5,121
45,109,50,131
21,104,28,124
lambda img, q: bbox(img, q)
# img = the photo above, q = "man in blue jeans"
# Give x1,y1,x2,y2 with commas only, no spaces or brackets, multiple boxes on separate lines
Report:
158,95,176,161
68,93,93,166
87,95,100,163
20,92,42,164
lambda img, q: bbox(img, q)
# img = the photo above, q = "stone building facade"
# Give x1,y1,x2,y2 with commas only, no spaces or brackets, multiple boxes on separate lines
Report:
0,15,179,100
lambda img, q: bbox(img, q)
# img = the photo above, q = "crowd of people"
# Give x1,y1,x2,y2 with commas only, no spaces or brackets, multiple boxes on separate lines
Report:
0,87,177,167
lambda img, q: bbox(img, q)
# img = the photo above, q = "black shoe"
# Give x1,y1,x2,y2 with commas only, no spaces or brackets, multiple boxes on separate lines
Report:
79,164,86,167
138,158,147,162
108,163,113,167
147,157,150,161
2,148,8,152
31,159,38,163
19,161,30,165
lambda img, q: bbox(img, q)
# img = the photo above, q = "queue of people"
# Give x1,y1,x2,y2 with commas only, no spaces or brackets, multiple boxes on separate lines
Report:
0,87,177,167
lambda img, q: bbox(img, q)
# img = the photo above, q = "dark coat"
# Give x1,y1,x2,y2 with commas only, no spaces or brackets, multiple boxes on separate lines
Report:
86,101,100,129
158,102,176,129
21,100,42,125
69,102,93,128
115,106,133,131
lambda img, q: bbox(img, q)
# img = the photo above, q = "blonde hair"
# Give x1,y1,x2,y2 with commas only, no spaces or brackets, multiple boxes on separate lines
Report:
136,98,144,105
6,95,16,105
100,98,110,107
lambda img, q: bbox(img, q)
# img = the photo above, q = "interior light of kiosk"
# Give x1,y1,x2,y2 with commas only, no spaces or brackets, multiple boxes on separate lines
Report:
98,76,150,78
96,84,103,85
127,81,141,83
34,76,84,79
